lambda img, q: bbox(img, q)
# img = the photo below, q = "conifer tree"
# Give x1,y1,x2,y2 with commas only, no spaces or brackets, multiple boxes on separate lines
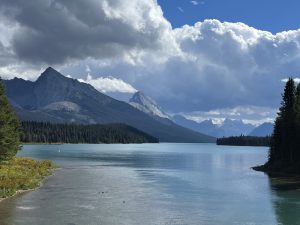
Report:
0,78,20,160
294,83,300,162
269,78,296,165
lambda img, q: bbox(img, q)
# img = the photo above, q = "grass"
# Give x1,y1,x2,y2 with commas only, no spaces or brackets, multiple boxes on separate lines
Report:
0,157,55,198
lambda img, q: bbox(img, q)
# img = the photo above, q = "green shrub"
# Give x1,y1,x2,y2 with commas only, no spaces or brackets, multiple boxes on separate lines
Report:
0,157,55,198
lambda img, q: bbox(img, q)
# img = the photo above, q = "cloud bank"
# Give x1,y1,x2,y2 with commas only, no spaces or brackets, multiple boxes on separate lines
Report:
1,0,300,123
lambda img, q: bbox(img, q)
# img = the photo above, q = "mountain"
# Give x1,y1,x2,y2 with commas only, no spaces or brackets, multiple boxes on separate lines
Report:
172,115,255,138
172,115,216,136
4,67,215,143
128,92,255,138
129,91,169,119
219,118,255,137
249,122,273,137
129,91,174,126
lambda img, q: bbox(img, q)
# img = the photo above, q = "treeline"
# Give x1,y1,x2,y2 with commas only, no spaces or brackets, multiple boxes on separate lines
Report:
20,121,159,144
217,135,271,147
254,78,300,174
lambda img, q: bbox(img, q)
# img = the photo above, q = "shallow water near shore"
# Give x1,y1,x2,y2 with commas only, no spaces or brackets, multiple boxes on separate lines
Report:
0,143,299,225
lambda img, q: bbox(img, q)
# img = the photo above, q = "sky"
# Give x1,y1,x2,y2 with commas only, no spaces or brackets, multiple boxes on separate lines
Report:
1,0,300,125
158,0,300,33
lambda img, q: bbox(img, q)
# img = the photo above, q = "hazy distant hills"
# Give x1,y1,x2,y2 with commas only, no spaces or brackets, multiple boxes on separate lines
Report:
4,67,215,143
172,115,256,138
249,122,273,137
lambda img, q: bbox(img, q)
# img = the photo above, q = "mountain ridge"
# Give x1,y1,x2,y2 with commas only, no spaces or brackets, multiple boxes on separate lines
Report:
3,67,215,143
249,122,273,137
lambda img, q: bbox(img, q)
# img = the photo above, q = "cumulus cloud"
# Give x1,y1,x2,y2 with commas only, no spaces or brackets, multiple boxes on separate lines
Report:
0,0,178,66
130,19,300,112
57,18,300,118
79,74,137,94
190,1,199,6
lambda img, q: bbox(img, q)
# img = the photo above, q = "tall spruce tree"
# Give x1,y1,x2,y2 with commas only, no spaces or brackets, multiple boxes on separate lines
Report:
294,83,300,163
269,78,296,165
0,78,20,160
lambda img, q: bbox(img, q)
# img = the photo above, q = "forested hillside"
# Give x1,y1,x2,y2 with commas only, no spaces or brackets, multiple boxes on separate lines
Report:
20,121,159,144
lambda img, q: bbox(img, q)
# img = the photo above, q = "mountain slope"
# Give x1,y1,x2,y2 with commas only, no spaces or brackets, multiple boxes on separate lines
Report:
4,67,215,143
249,122,273,137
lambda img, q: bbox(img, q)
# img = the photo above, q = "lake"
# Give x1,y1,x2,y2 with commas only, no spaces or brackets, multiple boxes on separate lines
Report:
0,143,299,225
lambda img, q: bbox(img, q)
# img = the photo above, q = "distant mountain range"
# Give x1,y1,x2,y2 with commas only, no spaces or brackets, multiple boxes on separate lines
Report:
3,67,215,143
172,115,255,138
127,90,274,138
249,122,273,137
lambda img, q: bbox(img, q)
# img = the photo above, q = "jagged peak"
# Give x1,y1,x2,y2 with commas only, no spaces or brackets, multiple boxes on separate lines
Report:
40,67,63,78
130,91,157,105
129,91,169,119
36,67,70,83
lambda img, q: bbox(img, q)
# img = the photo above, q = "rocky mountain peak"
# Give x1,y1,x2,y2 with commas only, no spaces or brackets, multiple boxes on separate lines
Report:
129,91,169,119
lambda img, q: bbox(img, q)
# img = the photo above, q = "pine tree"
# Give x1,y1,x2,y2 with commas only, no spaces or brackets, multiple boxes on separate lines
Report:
268,78,296,166
294,83,300,162
0,78,20,160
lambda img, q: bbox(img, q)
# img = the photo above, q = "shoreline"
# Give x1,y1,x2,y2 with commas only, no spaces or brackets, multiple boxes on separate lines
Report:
0,189,34,203
0,169,57,203
0,157,56,201
253,165,300,178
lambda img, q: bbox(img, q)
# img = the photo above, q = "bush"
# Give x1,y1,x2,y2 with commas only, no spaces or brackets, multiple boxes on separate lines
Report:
0,157,55,198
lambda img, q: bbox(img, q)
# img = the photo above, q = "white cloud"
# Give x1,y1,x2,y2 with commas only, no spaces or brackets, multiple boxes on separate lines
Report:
177,7,184,13
190,1,199,6
79,74,137,94
48,19,300,117
281,78,300,83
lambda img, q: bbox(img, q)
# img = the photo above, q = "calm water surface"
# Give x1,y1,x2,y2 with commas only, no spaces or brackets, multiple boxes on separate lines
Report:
0,143,299,225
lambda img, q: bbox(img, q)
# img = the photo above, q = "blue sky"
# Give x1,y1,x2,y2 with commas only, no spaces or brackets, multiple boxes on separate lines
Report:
158,0,300,33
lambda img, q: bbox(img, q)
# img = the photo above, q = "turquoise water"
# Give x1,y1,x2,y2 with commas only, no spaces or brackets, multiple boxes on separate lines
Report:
0,143,299,225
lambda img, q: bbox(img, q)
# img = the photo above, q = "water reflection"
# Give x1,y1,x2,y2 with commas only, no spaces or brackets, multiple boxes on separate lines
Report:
268,176,300,225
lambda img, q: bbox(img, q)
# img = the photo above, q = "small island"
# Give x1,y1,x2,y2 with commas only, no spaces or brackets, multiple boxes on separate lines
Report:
0,79,55,199
254,78,300,175
217,135,271,147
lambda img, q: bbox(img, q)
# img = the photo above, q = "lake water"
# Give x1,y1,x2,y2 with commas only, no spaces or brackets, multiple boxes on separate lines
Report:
0,143,299,225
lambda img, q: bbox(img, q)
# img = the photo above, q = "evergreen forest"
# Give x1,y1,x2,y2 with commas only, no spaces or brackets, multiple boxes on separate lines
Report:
20,121,159,144
217,135,271,147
